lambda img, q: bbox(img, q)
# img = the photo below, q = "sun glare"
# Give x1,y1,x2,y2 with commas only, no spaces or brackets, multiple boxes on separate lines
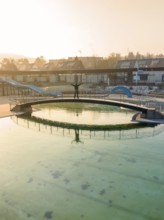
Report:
1,0,164,58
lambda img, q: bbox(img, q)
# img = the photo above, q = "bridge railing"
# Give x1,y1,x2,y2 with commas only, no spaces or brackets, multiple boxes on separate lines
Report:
8,91,164,113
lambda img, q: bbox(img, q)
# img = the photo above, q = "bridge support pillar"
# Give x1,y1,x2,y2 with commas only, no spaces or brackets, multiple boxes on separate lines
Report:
147,109,156,119
141,108,164,120
11,104,32,114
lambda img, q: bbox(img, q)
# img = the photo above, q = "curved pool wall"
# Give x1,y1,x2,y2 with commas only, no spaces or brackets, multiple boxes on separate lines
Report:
0,104,164,220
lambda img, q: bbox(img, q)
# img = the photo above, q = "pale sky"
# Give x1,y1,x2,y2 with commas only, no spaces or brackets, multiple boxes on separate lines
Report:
0,0,164,59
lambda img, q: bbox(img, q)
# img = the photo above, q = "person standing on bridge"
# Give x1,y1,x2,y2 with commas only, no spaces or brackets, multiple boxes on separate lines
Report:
71,82,82,98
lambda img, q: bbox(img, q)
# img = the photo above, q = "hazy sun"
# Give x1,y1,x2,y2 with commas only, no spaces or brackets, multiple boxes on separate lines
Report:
0,0,91,59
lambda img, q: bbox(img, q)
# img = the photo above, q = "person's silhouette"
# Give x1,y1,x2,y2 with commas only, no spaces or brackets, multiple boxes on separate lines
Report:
71,82,82,98
72,128,84,144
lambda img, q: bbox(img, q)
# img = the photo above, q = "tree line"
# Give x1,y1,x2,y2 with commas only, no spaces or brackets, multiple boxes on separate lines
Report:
1,52,164,70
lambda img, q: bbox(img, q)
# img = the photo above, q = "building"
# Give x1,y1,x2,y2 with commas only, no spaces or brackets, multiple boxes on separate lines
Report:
117,58,164,84
55,57,84,70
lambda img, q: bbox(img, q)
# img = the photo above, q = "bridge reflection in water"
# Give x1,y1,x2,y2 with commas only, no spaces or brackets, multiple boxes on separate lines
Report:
11,115,164,143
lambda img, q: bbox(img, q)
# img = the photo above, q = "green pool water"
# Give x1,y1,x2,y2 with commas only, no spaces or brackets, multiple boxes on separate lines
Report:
0,104,163,220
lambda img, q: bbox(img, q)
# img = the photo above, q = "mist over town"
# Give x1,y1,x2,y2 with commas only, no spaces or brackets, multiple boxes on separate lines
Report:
0,1,164,220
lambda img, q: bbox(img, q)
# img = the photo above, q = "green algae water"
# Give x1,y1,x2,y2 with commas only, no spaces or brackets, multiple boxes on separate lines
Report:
0,104,164,220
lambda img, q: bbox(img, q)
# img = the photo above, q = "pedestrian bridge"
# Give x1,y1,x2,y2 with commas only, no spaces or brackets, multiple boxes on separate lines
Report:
11,97,164,122
11,97,149,112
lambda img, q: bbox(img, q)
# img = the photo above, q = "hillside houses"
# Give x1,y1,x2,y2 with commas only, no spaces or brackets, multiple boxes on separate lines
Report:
55,57,84,70
1,56,164,86
0,56,111,71
117,58,164,69
1,56,164,72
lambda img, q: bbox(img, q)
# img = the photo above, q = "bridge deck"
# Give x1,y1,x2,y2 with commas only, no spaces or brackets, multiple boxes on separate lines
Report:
17,97,149,113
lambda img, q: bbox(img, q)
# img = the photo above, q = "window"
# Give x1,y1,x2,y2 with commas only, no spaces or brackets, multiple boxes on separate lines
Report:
162,75,164,82
140,74,148,81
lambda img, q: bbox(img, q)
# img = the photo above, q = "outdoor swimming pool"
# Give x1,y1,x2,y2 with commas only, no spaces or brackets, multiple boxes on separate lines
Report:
0,103,163,220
